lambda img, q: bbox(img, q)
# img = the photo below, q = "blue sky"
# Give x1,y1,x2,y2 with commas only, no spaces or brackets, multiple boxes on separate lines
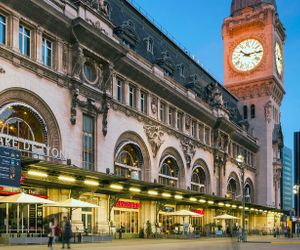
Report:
131,0,300,150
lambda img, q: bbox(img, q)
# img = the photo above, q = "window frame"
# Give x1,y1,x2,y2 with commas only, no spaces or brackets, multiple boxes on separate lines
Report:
82,114,95,171
177,112,183,131
0,13,6,45
41,35,53,67
19,23,31,57
140,90,147,114
192,120,197,138
116,78,124,102
128,84,136,108
159,102,166,123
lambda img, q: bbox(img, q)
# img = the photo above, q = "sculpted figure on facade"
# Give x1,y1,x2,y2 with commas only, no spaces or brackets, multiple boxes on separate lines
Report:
264,100,272,123
72,44,85,79
208,82,224,107
151,96,158,114
180,138,196,168
144,125,164,157
185,115,191,130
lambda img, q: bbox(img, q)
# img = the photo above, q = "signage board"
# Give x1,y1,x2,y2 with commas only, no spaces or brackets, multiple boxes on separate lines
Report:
192,209,205,215
115,201,141,209
0,146,21,188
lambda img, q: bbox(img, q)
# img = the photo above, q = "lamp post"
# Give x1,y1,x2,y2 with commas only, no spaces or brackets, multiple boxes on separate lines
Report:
236,154,246,242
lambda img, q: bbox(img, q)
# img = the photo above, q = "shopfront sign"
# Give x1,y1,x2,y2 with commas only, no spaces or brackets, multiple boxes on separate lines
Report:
192,209,205,215
162,206,174,212
0,146,21,188
115,201,141,209
0,133,66,160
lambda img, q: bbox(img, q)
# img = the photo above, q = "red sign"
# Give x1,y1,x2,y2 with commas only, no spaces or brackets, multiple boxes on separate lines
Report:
192,209,205,215
115,201,141,209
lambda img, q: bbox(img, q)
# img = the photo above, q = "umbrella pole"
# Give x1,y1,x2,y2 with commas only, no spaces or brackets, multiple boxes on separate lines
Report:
6,203,8,234
17,204,19,233
21,205,24,234
27,204,29,233
35,204,37,233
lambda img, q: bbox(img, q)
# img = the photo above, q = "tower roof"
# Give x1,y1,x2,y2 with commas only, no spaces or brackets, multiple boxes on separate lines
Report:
231,0,277,16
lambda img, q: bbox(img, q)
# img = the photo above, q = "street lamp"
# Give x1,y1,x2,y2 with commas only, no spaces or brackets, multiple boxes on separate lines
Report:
236,154,246,242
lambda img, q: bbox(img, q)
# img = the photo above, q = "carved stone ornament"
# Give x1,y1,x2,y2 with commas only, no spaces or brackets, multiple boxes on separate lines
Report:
72,44,86,79
70,87,110,136
78,0,111,17
180,138,196,168
208,82,224,108
264,100,272,123
144,125,164,157
151,96,158,114
0,66,5,74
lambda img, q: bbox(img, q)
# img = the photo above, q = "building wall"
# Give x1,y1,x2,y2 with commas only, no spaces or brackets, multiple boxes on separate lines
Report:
281,146,293,211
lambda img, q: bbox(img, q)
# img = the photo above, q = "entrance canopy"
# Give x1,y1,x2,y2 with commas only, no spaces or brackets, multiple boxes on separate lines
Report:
44,198,99,208
213,214,239,220
0,192,55,204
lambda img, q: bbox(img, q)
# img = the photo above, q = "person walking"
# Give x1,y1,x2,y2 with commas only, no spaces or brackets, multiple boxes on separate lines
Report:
47,219,55,250
62,216,72,249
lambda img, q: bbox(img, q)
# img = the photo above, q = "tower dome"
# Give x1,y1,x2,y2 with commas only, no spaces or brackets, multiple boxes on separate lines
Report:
231,0,277,16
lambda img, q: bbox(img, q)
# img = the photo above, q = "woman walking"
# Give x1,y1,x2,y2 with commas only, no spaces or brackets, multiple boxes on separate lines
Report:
48,219,56,250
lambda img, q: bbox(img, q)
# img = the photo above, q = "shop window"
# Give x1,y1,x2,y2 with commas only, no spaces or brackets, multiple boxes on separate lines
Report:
159,156,179,187
243,105,248,120
140,91,147,114
116,78,124,102
82,114,94,171
42,36,52,67
19,24,31,57
177,112,183,131
113,209,139,234
0,14,6,44
191,167,206,192
114,143,143,180
250,104,255,119
160,102,166,123
128,85,136,108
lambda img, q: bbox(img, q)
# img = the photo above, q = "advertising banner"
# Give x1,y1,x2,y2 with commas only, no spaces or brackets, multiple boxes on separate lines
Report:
0,146,21,188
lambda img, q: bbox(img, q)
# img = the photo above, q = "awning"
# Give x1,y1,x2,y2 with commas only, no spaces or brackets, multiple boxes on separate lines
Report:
0,192,55,204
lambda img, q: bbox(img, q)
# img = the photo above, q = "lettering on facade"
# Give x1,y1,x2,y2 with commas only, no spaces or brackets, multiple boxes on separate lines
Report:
191,209,205,215
0,133,66,160
115,201,141,209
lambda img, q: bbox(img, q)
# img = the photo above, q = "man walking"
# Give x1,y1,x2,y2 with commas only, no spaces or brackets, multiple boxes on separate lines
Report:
62,216,72,249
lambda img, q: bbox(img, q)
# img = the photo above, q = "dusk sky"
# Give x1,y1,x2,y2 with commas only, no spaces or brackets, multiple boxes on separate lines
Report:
131,0,300,151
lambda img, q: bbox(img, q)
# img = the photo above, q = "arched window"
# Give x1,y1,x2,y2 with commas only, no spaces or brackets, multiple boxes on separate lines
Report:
191,167,206,192
227,178,238,200
159,156,179,187
250,104,255,119
244,179,254,203
114,143,143,180
243,105,248,120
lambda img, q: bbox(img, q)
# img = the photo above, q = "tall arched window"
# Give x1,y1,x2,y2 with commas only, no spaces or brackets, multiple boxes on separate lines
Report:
250,104,255,119
243,105,248,120
114,143,143,180
227,178,238,200
159,156,179,187
191,167,206,192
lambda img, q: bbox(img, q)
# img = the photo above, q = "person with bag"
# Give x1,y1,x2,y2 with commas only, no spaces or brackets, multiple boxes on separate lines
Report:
47,219,56,250
62,216,72,249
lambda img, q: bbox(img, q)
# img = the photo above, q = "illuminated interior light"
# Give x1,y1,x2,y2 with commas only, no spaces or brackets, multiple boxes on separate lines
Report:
231,205,237,209
199,199,206,203
58,175,75,182
162,193,171,198
28,170,48,178
218,202,224,207
190,197,197,202
208,201,214,205
110,184,123,190
225,203,231,207
174,195,183,200
129,187,141,193
84,180,99,186
148,190,158,195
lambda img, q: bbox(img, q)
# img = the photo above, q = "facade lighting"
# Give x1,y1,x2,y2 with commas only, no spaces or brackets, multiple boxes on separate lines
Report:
110,184,123,190
129,187,141,193
239,206,243,209
148,190,158,196
250,208,255,211
84,180,99,186
162,193,171,198
174,195,183,200
218,202,224,207
232,205,237,209
58,175,75,182
208,201,214,205
28,170,48,178
225,203,231,207
190,197,197,202
245,207,249,210
199,199,206,203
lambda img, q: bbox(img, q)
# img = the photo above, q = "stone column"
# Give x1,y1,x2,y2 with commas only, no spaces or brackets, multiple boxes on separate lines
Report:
10,14,20,52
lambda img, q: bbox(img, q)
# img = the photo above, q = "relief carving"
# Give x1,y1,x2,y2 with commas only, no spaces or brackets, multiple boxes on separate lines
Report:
144,125,164,157
72,44,85,79
207,83,224,108
180,138,196,168
185,115,191,130
0,66,5,74
264,100,272,123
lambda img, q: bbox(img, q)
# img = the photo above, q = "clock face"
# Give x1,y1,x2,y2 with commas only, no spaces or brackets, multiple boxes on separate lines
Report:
275,42,283,76
232,39,264,72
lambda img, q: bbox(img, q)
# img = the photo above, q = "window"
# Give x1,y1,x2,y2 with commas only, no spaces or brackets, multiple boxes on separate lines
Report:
128,85,136,108
82,114,94,170
192,121,197,138
83,62,97,82
179,64,185,77
198,124,204,143
140,91,147,113
42,37,52,67
177,112,183,131
146,37,153,54
19,24,31,57
250,104,255,119
204,127,210,145
243,105,248,119
0,14,6,44
191,167,206,192
116,79,123,102
160,102,166,123
168,107,175,127
159,156,179,187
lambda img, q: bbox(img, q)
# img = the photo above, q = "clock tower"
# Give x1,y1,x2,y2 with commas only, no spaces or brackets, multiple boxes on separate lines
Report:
223,0,285,208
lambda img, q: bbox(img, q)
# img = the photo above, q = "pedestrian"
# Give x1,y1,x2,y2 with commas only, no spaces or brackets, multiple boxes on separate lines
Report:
276,226,280,238
47,219,55,250
62,216,72,249
287,225,291,238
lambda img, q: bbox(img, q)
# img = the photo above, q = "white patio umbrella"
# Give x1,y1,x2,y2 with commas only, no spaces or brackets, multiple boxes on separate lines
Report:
213,214,240,220
0,192,55,233
166,209,203,217
44,198,100,220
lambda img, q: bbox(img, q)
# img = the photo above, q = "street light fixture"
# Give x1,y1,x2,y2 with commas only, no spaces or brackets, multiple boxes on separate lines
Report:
236,154,246,242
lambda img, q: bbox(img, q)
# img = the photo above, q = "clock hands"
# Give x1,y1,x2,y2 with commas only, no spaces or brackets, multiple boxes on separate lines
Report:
239,50,262,57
